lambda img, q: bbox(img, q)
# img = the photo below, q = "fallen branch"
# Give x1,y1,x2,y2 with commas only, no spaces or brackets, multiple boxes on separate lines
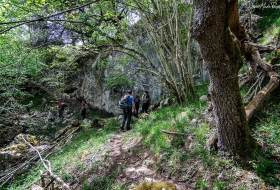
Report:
0,124,80,188
161,130,187,136
245,72,279,121
22,137,71,190
273,64,280,68
242,42,280,120
245,42,280,53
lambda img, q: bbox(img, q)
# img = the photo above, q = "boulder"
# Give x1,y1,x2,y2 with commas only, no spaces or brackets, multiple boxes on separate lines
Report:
133,181,176,190
79,150,90,160
176,112,188,121
0,125,24,146
91,117,107,128
149,102,161,111
199,95,208,101
139,113,149,120
0,143,29,173
162,98,173,107
71,120,80,127
14,134,38,146
30,184,44,190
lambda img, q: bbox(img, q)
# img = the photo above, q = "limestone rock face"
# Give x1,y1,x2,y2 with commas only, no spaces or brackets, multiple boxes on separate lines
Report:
73,53,168,116
69,40,205,116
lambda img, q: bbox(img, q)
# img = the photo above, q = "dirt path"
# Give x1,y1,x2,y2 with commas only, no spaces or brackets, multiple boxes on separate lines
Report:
105,133,157,184
100,132,192,190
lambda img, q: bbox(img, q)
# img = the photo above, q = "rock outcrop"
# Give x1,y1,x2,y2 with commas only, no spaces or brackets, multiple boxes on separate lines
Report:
0,120,80,175
78,55,168,116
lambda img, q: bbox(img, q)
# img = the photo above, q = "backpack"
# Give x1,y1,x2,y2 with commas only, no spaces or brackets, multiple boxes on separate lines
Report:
84,103,88,109
58,102,62,109
59,102,66,110
119,94,131,109
142,94,150,105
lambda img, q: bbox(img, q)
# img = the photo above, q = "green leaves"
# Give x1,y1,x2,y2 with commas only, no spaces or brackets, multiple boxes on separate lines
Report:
105,72,135,88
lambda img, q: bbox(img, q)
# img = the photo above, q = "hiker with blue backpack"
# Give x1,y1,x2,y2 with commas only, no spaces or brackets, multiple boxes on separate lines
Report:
119,90,136,131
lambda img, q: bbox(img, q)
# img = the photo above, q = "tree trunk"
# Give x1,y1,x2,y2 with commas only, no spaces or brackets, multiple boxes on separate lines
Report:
192,0,257,158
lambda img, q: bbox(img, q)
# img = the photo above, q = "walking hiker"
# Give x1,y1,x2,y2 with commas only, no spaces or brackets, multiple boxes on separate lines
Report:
142,90,151,113
81,101,88,120
134,94,140,118
119,90,136,131
49,106,56,122
58,100,65,120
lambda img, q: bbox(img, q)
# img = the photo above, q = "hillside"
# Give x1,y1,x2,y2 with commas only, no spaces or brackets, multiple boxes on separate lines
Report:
1,83,279,190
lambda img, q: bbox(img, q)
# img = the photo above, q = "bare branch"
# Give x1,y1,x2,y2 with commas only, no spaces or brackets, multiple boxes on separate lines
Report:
22,138,71,190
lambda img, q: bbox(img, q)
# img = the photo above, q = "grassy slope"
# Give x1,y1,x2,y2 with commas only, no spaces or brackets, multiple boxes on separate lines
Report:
255,8,280,63
256,8,280,45
3,82,280,190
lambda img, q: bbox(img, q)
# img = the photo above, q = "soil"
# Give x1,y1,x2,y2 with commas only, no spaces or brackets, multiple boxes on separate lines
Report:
73,131,195,190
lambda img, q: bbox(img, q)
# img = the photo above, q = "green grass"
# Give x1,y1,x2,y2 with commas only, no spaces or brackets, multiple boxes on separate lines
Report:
256,8,280,31
249,89,280,186
83,174,116,190
253,8,280,63
4,82,280,189
255,8,280,45
2,118,120,190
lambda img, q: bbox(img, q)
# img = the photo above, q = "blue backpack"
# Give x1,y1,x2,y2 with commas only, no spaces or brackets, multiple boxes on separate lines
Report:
119,94,131,109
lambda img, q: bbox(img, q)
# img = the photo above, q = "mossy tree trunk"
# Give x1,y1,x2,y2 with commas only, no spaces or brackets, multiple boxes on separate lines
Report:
192,0,257,158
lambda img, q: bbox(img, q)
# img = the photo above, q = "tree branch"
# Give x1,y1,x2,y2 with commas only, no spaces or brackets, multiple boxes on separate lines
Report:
0,0,99,34
245,42,280,53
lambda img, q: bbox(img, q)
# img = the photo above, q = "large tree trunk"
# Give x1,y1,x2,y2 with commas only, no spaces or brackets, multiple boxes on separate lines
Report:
192,0,257,158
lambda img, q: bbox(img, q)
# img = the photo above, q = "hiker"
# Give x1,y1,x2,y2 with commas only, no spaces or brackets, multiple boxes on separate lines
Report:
58,100,65,120
142,90,151,113
120,90,136,131
81,101,88,120
49,106,56,122
134,94,140,118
